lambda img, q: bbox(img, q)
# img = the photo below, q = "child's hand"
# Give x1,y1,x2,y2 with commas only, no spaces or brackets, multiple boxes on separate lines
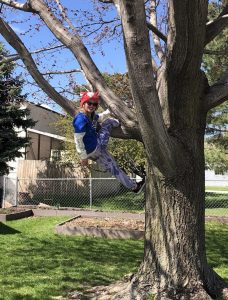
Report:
81,159,88,166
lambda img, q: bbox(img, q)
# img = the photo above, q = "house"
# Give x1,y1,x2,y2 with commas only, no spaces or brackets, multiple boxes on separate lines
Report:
0,101,67,206
3,101,66,179
24,101,65,161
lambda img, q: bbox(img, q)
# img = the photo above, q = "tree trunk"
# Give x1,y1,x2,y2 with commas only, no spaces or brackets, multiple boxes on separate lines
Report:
113,130,228,300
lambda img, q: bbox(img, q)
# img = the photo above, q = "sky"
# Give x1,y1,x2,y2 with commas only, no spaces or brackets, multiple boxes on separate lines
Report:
0,1,127,112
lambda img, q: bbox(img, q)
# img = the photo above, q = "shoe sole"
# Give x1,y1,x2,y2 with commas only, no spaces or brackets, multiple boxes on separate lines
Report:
136,181,146,194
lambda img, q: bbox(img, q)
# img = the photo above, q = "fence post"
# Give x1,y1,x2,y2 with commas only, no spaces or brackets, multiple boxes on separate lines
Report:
15,177,19,207
89,177,92,209
2,176,6,208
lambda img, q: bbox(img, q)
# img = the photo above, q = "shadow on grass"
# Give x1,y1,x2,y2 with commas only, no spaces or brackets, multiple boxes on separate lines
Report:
0,217,143,299
206,222,228,275
0,222,21,235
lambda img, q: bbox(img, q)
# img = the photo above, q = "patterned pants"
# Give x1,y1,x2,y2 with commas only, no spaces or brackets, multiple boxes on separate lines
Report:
88,119,137,190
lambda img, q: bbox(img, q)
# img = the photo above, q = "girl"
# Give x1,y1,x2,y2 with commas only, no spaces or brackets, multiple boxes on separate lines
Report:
73,91,145,193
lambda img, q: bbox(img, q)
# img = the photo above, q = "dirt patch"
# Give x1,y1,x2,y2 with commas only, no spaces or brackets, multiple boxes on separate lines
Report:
66,216,145,231
56,216,145,239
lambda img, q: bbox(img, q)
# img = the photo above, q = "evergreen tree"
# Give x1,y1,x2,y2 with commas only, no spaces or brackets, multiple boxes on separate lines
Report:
0,43,35,176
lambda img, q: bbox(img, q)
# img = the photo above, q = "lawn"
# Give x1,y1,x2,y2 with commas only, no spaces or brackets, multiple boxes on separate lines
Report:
0,217,227,300
205,186,228,192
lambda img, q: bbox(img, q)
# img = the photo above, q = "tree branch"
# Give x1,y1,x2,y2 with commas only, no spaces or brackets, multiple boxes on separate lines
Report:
205,5,228,45
25,0,138,131
0,44,65,64
42,69,82,76
98,0,113,3
204,70,228,111
204,48,228,55
54,0,77,33
114,0,176,175
0,0,140,139
146,21,167,43
148,0,165,63
0,17,77,116
0,0,35,12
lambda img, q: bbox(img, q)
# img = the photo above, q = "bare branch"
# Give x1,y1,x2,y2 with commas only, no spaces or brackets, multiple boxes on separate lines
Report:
0,0,35,12
98,0,113,3
205,5,228,45
54,0,77,33
146,21,167,43
0,17,77,116
26,0,137,130
204,48,228,55
204,70,228,111
0,44,65,64
149,0,165,62
152,58,158,73
42,69,82,76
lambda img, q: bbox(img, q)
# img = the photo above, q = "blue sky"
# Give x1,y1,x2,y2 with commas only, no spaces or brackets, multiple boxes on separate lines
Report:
0,1,127,112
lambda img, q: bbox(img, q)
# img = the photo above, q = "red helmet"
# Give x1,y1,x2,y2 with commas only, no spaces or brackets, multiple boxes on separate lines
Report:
80,91,100,107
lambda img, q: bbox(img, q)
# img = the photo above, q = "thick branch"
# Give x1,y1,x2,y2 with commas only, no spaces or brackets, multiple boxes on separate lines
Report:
0,0,140,139
114,0,176,175
0,0,35,12
204,70,228,111
205,5,228,45
0,18,77,116
26,0,138,132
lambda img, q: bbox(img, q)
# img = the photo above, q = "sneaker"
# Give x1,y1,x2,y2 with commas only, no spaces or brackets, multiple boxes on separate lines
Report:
98,109,111,122
133,179,145,193
99,109,120,127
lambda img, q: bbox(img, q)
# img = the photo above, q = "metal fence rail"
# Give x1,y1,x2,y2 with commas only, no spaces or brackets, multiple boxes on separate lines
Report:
2,177,228,216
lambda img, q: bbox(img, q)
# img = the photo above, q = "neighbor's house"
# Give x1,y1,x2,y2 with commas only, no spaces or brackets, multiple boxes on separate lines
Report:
0,101,68,206
4,100,66,180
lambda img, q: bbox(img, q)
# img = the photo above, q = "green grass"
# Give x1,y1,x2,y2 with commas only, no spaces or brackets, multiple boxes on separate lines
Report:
205,208,228,216
205,186,228,192
0,217,143,300
206,222,228,279
0,217,227,299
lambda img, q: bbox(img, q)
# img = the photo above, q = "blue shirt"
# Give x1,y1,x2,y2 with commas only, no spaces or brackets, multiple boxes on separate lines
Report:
73,112,99,156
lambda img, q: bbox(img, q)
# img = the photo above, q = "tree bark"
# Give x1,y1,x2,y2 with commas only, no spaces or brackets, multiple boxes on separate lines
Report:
112,128,228,300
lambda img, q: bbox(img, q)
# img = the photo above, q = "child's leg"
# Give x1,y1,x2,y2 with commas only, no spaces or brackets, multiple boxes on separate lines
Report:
92,146,137,190
97,119,119,148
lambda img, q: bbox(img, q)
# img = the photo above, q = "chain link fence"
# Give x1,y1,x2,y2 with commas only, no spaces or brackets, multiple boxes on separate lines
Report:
2,177,144,211
2,177,228,216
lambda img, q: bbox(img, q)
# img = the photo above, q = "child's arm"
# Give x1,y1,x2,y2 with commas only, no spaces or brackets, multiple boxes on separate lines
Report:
74,132,88,160
73,114,88,163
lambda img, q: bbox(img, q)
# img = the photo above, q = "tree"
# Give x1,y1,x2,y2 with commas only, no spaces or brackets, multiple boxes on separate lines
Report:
0,43,35,176
0,1,227,299
203,1,228,175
